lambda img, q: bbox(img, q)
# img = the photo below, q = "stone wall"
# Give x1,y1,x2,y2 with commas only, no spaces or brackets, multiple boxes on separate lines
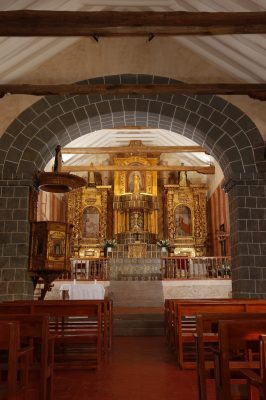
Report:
0,179,33,300
226,174,266,298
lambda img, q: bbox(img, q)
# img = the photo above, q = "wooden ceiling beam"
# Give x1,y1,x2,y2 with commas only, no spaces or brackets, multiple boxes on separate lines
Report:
61,145,206,155
62,165,215,174
0,10,265,36
1,83,266,100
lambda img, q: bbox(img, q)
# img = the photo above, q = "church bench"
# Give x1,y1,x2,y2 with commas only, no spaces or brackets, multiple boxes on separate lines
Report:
212,319,266,400
165,299,245,349
2,299,113,356
164,299,245,356
30,299,113,356
0,321,31,400
0,314,54,400
165,299,266,369
164,299,235,350
0,300,111,369
195,313,266,400
176,301,247,369
30,301,103,369
239,334,266,400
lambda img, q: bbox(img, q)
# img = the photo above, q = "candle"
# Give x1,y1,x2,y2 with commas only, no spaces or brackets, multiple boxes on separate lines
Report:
73,279,76,285
94,279,97,284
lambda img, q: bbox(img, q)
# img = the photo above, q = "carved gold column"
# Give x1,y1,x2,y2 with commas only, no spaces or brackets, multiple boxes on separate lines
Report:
100,189,108,239
167,191,175,239
113,210,118,235
125,210,129,231
143,211,147,231
154,209,158,234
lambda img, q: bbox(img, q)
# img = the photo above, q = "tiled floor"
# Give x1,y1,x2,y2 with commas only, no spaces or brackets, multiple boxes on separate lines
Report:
54,336,205,400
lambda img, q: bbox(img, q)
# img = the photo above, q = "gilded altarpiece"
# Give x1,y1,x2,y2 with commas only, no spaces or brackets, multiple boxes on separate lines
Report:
113,155,159,243
165,184,208,256
66,186,111,258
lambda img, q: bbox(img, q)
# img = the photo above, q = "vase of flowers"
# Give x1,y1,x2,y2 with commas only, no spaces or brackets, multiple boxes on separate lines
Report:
157,239,170,252
104,239,117,254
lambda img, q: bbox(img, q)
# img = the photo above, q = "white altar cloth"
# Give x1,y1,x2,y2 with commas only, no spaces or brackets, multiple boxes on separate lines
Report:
59,283,105,300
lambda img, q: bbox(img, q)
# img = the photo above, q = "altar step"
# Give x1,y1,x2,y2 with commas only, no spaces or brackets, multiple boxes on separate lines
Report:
108,281,165,308
113,313,165,336
109,258,161,281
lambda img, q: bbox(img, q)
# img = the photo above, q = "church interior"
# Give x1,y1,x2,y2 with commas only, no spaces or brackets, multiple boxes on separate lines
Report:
0,1,265,399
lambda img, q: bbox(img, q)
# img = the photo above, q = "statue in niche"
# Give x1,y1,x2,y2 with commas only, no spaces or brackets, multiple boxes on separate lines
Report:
179,163,188,187
133,173,140,194
88,163,96,187
128,171,142,193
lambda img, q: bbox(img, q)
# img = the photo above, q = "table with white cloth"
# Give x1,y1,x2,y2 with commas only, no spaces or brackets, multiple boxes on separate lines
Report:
59,283,105,300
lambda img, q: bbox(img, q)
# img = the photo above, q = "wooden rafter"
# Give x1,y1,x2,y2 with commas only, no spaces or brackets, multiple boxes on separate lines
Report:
61,145,207,155
0,10,265,36
1,83,266,100
61,165,215,174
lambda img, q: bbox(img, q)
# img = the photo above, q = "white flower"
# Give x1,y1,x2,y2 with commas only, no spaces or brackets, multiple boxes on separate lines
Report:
157,239,170,248
104,239,117,248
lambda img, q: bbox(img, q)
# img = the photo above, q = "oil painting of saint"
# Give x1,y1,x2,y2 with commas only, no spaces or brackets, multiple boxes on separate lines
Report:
82,207,99,238
175,205,192,236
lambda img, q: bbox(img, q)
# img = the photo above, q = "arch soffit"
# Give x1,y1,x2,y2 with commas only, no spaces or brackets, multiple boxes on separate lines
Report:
1,74,265,180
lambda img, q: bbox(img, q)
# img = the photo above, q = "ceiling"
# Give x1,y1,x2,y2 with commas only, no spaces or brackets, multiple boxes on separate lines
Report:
45,129,219,187
0,1,264,188
0,0,265,83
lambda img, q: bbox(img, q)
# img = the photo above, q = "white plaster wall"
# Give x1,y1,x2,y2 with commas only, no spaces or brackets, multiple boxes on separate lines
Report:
0,37,265,140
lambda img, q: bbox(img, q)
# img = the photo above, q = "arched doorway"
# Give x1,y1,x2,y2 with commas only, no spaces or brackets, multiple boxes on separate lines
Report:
0,74,265,299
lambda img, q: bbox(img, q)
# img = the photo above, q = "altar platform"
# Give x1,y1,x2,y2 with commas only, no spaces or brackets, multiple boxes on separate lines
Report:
45,279,232,307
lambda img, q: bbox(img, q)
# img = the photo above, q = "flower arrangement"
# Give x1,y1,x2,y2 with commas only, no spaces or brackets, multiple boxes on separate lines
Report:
103,239,117,248
157,239,170,248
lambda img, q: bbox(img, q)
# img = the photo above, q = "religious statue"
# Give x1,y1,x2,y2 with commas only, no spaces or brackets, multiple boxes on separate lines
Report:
179,163,187,187
133,173,141,194
88,163,96,187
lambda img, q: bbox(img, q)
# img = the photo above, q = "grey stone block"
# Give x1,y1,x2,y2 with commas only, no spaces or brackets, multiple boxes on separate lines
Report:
8,281,25,294
2,269,15,281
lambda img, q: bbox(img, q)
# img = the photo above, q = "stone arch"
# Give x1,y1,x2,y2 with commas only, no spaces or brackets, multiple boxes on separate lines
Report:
0,74,265,300
1,74,265,180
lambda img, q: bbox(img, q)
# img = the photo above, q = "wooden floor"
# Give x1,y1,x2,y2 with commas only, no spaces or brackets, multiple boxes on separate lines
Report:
54,336,215,400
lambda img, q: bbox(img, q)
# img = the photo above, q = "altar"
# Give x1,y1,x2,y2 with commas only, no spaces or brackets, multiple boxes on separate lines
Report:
66,141,209,261
59,282,105,300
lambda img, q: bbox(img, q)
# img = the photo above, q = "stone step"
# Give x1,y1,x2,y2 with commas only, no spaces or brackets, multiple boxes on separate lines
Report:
113,313,165,336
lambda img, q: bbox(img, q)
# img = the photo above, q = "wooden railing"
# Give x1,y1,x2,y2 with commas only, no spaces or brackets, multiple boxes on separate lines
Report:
58,258,110,280
161,256,231,279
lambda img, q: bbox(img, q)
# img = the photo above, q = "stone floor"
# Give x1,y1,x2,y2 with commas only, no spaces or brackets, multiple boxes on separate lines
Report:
53,336,213,400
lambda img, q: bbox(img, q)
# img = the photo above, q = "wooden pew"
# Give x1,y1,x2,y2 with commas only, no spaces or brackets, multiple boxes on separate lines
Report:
213,319,266,400
165,299,248,350
30,301,102,369
195,313,266,400
0,300,110,369
165,299,266,369
240,334,266,400
0,315,54,400
0,321,31,400
175,301,247,369
2,299,113,355
165,299,226,349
